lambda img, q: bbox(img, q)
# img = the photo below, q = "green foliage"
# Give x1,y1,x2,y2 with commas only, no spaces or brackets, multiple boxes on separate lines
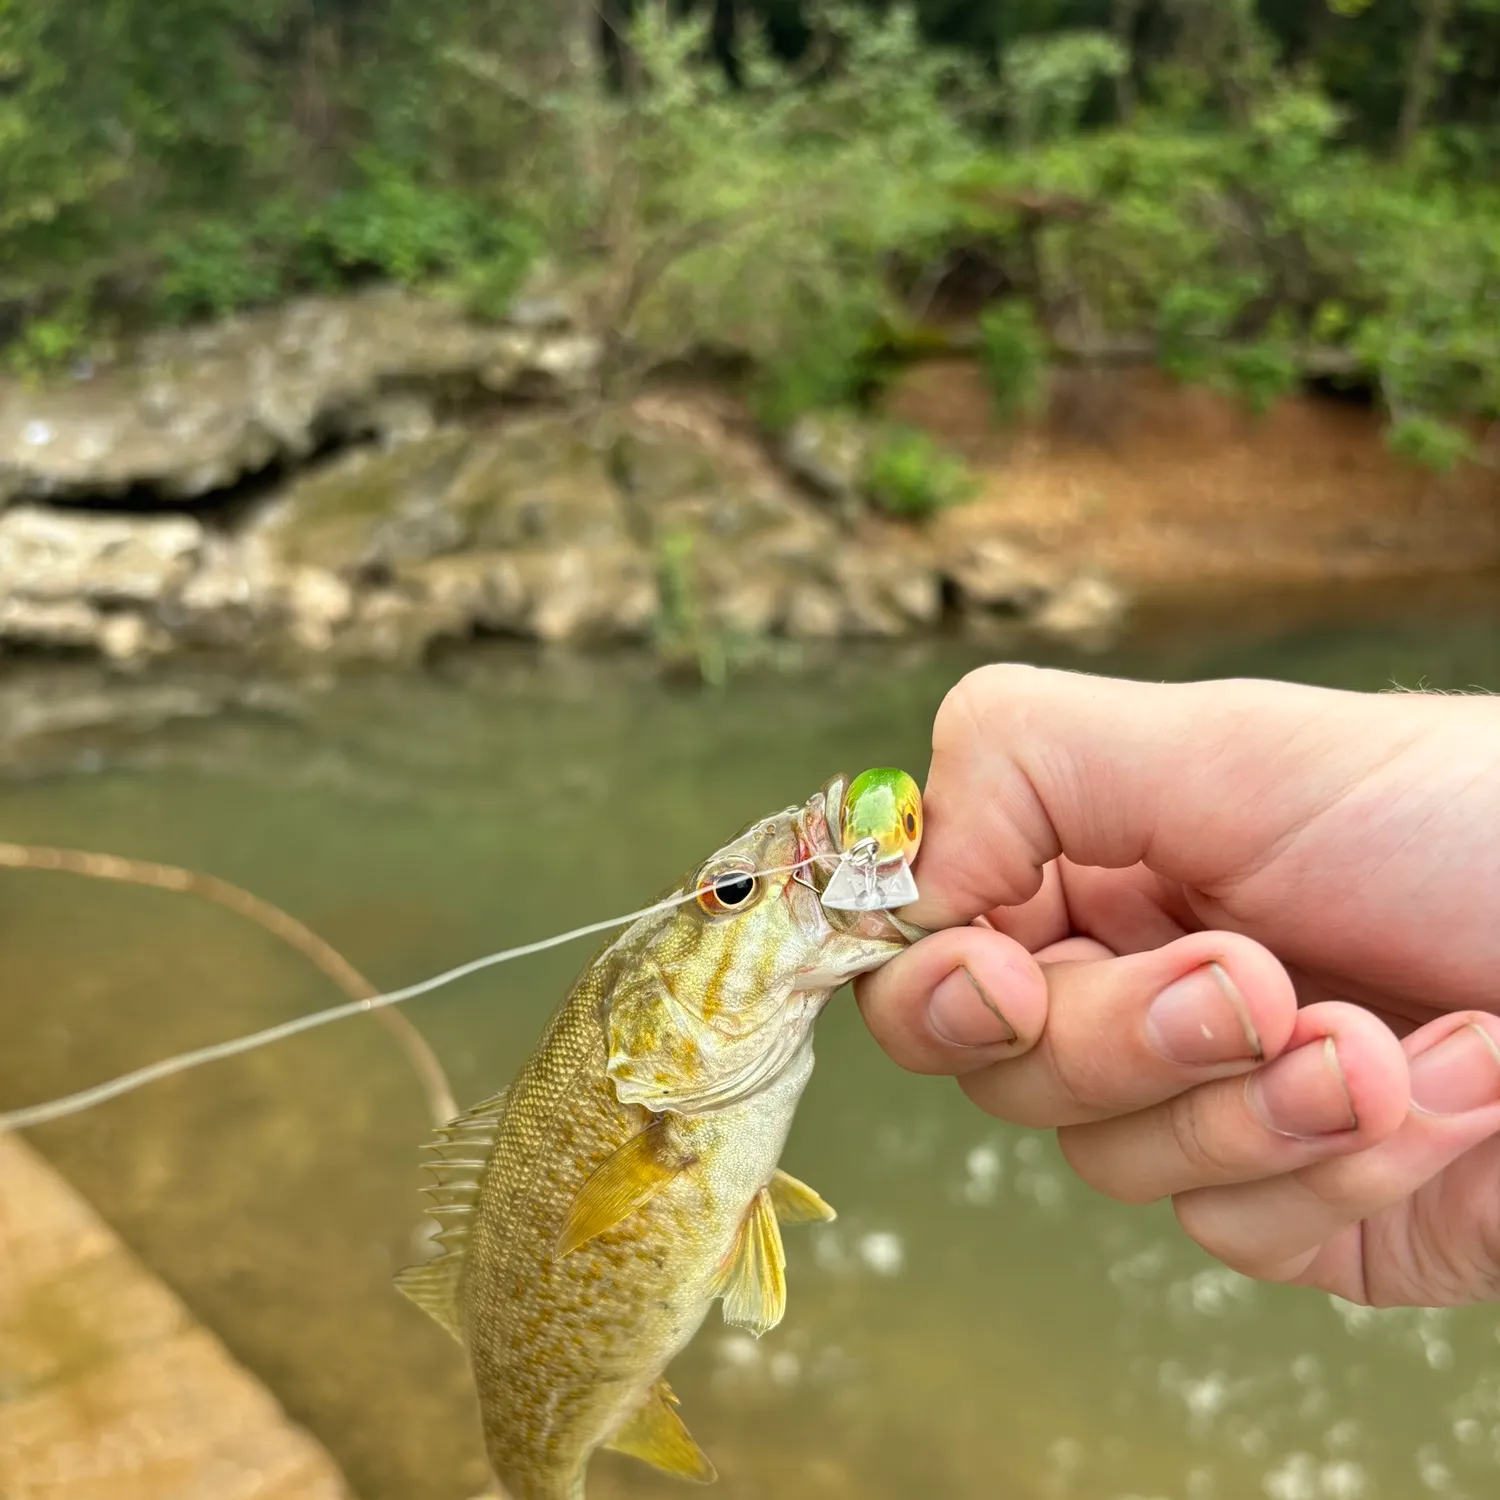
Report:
751,297,889,434
479,2,990,396
977,301,1048,422
3,0,1500,469
1386,414,1476,473
652,524,728,689
311,164,487,285
155,216,299,323
1002,30,1129,146
1224,341,1300,414
1,294,90,379
862,425,978,517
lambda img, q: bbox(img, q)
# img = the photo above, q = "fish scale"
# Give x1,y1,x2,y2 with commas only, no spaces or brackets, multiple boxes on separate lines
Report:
395,771,925,1499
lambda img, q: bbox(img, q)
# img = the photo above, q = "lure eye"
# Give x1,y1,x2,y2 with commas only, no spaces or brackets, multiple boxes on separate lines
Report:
697,864,759,914
903,810,917,837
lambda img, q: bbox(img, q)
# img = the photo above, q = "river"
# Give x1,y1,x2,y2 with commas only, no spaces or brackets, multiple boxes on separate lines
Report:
2,572,1498,1500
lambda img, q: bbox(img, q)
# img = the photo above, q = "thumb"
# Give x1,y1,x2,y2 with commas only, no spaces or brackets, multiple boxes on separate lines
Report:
903,666,1428,931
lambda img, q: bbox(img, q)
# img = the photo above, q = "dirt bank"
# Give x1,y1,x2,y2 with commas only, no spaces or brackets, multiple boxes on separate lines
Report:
888,361,1500,593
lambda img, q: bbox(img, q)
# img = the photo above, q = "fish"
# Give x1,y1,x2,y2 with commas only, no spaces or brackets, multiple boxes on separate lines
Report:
394,769,926,1500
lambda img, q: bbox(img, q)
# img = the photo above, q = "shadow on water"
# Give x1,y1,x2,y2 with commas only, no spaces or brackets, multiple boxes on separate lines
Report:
1,571,1498,1500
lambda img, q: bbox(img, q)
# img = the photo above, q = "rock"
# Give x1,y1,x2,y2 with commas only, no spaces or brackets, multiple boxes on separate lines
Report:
515,545,659,643
167,534,282,648
782,411,868,505
1032,572,1127,649
622,406,944,643
98,612,171,666
0,1134,354,1500
504,259,585,332
250,430,475,576
830,538,943,635
523,333,602,394
327,588,458,666
359,391,438,447
784,586,845,638
938,533,1062,613
252,416,629,581
0,288,599,505
0,597,101,650
0,505,202,607
281,567,355,653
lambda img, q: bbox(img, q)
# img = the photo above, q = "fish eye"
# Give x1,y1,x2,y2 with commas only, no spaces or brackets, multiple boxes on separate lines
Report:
696,864,760,915
714,873,755,906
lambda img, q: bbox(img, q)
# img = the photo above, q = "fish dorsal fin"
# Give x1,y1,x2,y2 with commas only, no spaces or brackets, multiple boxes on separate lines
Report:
604,1379,716,1483
713,1187,787,1337
393,1088,509,1339
555,1118,691,1261
768,1168,836,1224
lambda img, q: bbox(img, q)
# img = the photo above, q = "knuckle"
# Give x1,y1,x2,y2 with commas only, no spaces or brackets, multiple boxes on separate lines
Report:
934,664,1040,752
1171,1192,1263,1275
1040,1018,1133,1116
1165,1089,1245,1183
1057,1125,1162,1205
958,1064,1057,1127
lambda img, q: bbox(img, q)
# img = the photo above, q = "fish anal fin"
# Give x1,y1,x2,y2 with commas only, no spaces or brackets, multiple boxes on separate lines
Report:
604,1379,716,1483
393,1257,464,1342
712,1186,787,1337
555,1119,690,1261
768,1168,836,1224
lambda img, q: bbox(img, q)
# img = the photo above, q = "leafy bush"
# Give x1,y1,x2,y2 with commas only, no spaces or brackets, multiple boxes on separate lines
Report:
977,301,1048,422
862,424,978,517
155,215,300,323
308,163,489,285
1002,30,1129,147
2,294,90,379
1223,340,1300,415
1386,415,1475,474
751,296,890,435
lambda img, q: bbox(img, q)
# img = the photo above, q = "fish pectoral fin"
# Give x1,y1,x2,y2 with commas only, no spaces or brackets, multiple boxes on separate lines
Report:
393,1258,464,1343
605,1379,716,1484
768,1168,836,1224
712,1186,787,1338
555,1118,691,1260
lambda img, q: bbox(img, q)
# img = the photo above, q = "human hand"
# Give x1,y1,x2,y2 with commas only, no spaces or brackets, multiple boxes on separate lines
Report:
856,666,1500,1306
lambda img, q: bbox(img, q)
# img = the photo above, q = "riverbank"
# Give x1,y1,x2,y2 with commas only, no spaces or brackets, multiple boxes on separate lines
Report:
885,361,1500,590
1,291,1496,681
0,1131,353,1500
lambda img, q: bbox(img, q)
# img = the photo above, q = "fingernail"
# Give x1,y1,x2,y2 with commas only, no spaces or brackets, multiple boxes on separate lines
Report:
1146,962,1263,1067
1410,1023,1500,1116
928,967,1018,1048
1247,1036,1358,1139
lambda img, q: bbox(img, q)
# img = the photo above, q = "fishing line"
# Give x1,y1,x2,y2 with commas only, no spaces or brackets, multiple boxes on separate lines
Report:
0,853,852,1135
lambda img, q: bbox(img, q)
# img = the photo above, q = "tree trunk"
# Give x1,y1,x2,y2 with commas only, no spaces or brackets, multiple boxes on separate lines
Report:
1397,0,1456,162
1112,0,1143,122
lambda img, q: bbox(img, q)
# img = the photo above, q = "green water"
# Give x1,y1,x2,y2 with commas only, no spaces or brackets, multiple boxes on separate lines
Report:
2,576,1499,1500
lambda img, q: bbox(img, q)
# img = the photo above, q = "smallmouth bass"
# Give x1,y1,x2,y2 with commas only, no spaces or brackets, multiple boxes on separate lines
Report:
395,770,926,1499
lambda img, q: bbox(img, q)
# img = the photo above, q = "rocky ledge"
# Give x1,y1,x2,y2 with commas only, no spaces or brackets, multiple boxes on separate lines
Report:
0,291,1123,672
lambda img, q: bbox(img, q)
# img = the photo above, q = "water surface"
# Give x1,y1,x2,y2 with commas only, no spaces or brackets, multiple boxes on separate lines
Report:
3,576,1499,1500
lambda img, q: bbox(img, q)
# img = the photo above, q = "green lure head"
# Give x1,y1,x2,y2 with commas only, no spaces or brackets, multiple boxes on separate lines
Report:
819,767,924,912
840,767,923,865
